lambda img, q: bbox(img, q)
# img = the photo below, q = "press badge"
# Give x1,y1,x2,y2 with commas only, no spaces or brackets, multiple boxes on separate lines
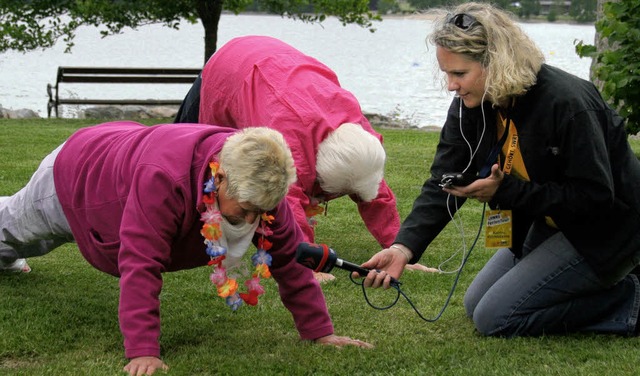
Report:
485,210,512,248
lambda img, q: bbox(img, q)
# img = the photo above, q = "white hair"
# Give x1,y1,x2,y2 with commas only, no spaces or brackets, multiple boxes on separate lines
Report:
315,123,386,202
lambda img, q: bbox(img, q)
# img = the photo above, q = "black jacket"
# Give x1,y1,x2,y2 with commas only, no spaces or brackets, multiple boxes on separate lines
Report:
396,65,640,278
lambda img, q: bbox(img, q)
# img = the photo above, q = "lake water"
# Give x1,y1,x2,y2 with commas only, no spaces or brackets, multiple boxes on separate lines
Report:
0,13,595,127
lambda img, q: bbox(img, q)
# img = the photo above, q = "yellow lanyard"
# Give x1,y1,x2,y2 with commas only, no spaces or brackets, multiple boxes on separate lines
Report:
497,114,518,175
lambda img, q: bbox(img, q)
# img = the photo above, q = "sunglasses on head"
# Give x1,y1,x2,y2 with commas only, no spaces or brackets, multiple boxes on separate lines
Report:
446,13,477,30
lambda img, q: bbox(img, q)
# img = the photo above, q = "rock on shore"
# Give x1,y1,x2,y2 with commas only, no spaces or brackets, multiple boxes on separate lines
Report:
0,103,442,131
0,105,40,119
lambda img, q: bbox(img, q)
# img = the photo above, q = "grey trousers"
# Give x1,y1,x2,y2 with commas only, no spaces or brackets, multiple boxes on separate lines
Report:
464,221,640,337
0,143,73,263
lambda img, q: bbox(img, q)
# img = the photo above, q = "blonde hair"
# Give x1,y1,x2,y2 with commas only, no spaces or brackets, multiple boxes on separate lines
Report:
428,2,544,106
316,123,386,202
219,127,296,211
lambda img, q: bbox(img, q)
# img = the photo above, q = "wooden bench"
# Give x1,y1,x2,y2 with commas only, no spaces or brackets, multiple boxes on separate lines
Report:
47,66,201,118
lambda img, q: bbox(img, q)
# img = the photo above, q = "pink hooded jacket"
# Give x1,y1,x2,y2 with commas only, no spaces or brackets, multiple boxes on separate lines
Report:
198,35,400,247
53,121,333,359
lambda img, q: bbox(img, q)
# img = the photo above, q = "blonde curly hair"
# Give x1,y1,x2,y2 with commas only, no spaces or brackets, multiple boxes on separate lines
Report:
428,2,544,107
219,127,296,211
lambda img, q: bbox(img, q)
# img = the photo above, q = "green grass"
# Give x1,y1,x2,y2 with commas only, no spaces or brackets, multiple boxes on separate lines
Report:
1,118,640,376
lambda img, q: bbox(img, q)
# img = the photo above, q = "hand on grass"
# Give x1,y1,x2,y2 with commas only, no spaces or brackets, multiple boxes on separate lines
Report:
404,263,440,273
124,356,168,376
314,334,374,349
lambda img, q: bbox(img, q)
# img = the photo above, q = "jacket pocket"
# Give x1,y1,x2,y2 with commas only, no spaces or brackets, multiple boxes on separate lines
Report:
85,229,120,275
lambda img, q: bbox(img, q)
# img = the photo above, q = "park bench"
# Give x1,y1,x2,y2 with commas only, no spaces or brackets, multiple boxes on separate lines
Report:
46,66,201,118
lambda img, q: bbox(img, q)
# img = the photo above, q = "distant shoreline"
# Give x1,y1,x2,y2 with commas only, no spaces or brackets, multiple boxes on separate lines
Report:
382,12,593,26
233,10,594,26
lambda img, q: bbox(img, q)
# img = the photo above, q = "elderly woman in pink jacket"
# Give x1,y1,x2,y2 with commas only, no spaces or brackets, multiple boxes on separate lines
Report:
176,36,429,281
0,121,372,375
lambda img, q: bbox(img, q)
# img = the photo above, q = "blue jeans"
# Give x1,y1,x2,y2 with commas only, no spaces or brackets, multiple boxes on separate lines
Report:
464,221,640,337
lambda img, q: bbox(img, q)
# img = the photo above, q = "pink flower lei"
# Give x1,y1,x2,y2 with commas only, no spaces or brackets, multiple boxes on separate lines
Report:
200,160,274,311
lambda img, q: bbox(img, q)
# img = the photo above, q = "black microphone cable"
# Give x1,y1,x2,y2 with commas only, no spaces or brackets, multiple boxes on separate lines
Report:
348,203,486,323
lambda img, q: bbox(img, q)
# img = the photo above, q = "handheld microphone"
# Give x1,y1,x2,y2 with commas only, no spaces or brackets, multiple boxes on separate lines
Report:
295,242,399,285
296,242,370,275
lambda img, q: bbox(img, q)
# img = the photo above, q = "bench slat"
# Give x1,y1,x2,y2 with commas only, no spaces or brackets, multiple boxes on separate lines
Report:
58,67,201,75
58,76,198,84
57,99,184,105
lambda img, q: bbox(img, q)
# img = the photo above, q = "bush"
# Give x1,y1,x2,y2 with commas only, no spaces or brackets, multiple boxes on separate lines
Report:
576,0,640,135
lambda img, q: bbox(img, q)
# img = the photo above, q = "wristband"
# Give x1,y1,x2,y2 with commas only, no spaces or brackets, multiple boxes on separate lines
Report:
390,245,412,263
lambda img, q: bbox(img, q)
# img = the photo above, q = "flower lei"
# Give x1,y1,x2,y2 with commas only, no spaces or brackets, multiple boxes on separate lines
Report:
200,160,275,311
304,197,325,228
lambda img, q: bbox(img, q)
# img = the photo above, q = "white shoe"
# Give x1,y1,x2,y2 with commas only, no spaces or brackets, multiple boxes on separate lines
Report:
0,258,31,273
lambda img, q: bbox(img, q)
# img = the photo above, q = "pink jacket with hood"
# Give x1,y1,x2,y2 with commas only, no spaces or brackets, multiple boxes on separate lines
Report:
198,35,400,247
53,121,333,359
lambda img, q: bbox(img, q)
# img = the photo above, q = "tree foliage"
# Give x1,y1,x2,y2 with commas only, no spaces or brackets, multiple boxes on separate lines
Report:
0,0,380,63
576,0,640,135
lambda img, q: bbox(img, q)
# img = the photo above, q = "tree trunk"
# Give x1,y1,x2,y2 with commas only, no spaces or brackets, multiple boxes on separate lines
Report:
590,0,617,91
197,0,224,66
